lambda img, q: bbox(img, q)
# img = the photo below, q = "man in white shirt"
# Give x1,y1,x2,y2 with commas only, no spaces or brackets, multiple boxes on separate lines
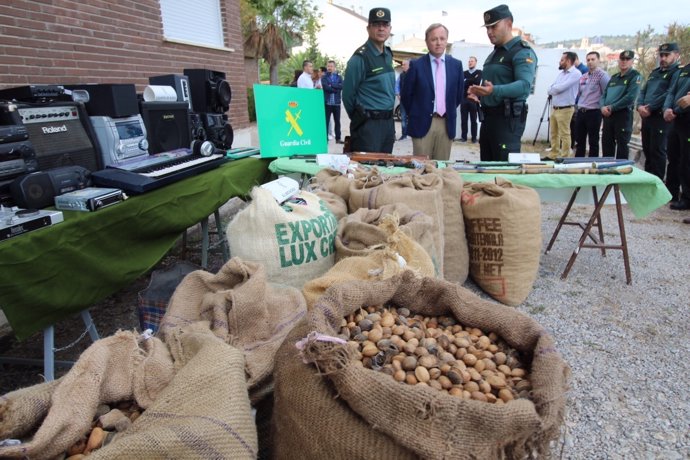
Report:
546,51,581,159
297,60,314,89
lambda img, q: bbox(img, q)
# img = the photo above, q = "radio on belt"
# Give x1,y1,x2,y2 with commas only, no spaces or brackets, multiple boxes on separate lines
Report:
54,187,126,212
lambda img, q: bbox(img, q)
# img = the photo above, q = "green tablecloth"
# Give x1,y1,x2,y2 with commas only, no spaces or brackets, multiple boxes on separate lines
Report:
0,158,271,340
268,158,671,218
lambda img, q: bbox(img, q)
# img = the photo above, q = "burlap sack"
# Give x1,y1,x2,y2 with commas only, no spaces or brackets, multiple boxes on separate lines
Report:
0,331,174,460
412,164,469,284
227,187,337,289
158,257,306,401
335,203,440,274
462,178,542,306
273,272,569,459
0,379,61,440
348,170,447,278
314,190,348,221
313,167,353,201
302,215,435,309
91,322,257,459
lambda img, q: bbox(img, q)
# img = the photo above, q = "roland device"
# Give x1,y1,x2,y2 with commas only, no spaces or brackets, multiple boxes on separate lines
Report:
0,101,38,182
0,205,64,242
89,114,149,167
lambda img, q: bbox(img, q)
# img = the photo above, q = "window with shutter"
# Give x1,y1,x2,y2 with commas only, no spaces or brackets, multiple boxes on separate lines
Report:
159,0,225,49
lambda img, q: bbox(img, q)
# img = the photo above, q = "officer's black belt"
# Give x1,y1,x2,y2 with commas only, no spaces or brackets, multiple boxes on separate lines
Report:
480,106,504,115
553,105,573,110
365,110,393,119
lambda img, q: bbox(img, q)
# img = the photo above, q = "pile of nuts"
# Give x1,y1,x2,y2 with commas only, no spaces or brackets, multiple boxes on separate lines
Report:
64,400,142,459
340,305,532,404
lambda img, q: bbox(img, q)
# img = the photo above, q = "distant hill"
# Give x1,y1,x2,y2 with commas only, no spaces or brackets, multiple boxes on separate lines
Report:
538,34,666,50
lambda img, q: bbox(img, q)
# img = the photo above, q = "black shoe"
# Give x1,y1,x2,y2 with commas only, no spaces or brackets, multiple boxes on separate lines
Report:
398,136,407,140
471,139,477,143
335,139,344,144
459,138,467,142
670,200,690,210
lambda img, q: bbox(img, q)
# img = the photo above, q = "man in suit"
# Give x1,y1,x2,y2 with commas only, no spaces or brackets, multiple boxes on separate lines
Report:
401,23,464,160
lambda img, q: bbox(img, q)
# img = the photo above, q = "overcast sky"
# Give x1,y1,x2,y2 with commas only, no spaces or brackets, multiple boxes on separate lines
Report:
318,0,683,45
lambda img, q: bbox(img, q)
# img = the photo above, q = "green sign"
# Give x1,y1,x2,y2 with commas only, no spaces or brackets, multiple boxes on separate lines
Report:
253,84,328,158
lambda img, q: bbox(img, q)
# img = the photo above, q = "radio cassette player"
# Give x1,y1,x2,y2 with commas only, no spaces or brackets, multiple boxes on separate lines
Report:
89,115,149,167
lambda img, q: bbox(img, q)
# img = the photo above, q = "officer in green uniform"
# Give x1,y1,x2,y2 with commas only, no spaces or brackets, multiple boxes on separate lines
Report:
636,43,680,180
663,62,690,211
600,50,642,159
467,4,537,161
342,7,396,153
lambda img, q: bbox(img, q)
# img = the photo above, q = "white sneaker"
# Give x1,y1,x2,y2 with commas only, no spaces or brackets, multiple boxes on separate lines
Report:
544,147,553,152
328,135,335,140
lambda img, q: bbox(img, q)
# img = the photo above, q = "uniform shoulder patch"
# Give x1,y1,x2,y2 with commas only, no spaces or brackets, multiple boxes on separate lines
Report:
520,40,531,48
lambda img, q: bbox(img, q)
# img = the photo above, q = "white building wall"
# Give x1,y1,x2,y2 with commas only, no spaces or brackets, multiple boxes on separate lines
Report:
292,4,368,64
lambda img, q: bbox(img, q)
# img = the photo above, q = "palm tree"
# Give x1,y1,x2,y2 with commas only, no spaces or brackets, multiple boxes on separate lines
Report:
242,0,319,85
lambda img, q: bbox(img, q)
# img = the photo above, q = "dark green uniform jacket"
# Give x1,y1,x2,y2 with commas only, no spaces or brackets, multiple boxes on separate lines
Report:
601,69,642,111
637,63,680,112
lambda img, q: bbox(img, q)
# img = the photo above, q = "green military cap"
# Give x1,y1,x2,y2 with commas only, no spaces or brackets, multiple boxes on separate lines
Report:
482,4,513,27
619,50,635,60
659,43,679,54
368,7,391,24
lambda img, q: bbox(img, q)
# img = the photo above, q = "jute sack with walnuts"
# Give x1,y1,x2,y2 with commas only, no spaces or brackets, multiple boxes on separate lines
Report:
89,322,257,459
273,272,569,459
0,331,174,460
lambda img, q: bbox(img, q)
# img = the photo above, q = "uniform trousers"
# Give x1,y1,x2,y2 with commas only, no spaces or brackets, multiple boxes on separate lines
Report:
412,116,452,161
549,106,575,157
640,113,669,181
350,116,395,153
479,110,525,161
574,108,603,157
666,114,690,202
602,109,633,159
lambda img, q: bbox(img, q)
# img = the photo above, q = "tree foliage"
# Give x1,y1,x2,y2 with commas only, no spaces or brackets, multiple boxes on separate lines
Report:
241,0,321,85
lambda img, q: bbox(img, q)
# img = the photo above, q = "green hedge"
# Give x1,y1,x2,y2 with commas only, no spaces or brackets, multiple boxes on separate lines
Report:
247,86,256,123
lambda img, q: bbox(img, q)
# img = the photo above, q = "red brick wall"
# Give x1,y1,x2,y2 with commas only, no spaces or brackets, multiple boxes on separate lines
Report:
0,0,249,127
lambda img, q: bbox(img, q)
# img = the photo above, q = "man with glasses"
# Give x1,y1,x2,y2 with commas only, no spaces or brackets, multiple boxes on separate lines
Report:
343,7,396,153
467,4,538,161
600,50,642,159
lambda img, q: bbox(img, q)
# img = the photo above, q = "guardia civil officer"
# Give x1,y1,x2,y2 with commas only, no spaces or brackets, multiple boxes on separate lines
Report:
467,4,538,161
342,7,396,153
636,43,680,180
600,50,642,159
663,61,690,212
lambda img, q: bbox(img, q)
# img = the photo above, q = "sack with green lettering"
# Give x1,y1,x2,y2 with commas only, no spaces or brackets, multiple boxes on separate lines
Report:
461,178,541,306
226,187,338,289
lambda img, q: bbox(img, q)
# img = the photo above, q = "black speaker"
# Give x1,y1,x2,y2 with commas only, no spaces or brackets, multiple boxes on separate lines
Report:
16,102,102,172
183,68,232,114
148,74,192,109
189,112,206,142
201,113,233,150
63,84,139,117
10,165,90,209
139,101,191,154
